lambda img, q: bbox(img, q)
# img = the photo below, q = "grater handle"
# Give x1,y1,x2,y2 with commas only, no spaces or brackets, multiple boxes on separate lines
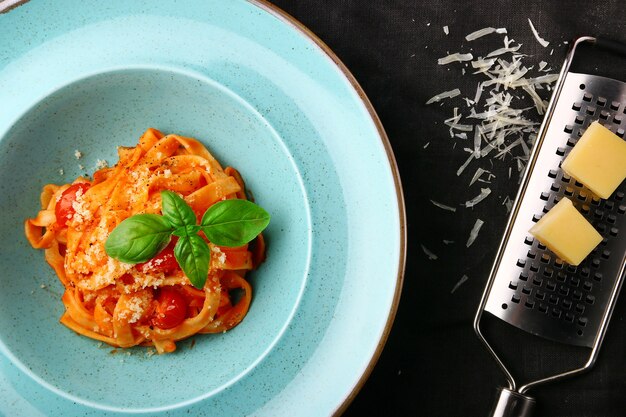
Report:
594,36,626,57
489,387,535,417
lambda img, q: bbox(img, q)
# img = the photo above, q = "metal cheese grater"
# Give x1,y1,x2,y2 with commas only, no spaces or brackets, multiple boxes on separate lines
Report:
474,36,626,417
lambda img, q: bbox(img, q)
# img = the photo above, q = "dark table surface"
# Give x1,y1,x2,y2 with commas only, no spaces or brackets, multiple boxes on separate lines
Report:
271,1,626,416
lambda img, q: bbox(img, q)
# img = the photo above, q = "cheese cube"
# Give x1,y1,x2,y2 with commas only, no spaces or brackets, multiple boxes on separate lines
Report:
529,197,601,266
562,121,626,198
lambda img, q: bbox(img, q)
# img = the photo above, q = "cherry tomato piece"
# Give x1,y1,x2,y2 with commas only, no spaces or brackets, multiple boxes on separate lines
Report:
137,240,179,274
151,287,187,329
55,183,91,227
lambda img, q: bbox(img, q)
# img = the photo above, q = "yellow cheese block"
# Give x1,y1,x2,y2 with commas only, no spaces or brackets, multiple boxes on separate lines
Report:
529,197,602,266
562,121,626,199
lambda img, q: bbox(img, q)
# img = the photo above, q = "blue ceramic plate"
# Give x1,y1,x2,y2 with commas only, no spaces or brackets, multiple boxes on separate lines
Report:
0,1,405,416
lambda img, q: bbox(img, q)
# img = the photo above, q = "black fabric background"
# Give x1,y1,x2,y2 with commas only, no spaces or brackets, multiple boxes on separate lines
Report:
270,1,626,416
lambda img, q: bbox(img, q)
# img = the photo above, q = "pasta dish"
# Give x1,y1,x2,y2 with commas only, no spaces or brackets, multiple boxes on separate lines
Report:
24,128,267,354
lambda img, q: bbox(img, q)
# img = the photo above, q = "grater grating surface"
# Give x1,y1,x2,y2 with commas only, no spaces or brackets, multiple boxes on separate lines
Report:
484,72,626,347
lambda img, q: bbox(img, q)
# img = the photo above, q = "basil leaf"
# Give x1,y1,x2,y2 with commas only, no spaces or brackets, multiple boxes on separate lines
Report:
172,224,201,238
105,214,173,263
174,234,211,289
201,199,270,247
160,190,197,229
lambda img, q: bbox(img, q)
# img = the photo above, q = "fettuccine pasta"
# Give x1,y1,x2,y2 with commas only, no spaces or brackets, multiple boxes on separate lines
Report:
25,128,266,353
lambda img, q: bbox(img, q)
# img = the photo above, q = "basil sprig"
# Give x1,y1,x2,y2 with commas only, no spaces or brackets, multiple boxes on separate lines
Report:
104,190,270,289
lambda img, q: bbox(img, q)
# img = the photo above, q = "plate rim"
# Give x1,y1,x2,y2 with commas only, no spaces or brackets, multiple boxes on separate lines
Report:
247,1,407,414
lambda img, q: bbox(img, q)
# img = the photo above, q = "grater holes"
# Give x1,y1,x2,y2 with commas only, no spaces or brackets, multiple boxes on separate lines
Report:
535,290,545,300
512,295,521,304
594,272,603,281
509,281,518,290
524,236,534,245
618,205,626,214
570,276,580,287
615,191,625,201
574,115,585,125
548,169,558,178
581,204,590,215
566,264,577,273
540,191,550,201
562,299,572,310
610,101,620,111
586,105,596,116
596,97,607,107
572,102,582,111
561,172,571,183
582,92,592,101
575,303,585,314
566,137,578,147
600,110,610,120
532,214,542,223
517,259,527,268
537,242,547,251
591,196,601,206
607,214,617,224
538,303,548,314
617,128,625,139
529,263,539,273
553,258,563,268
564,125,574,134
596,223,606,233
564,312,575,322
540,254,551,265
583,281,593,291
558,285,569,296
546,281,556,291
614,115,624,125
603,200,614,210
532,276,542,286
551,308,562,318
573,290,583,300
548,294,559,305
519,271,529,281
591,258,601,268
574,179,584,187
556,271,567,282
527,250,537,259
593,209,604,219
576,190,588,201
556,147,566,156
585,294,595,305
578,317,588,327
525,300,535,309
564,186,574,196
601,237,609,246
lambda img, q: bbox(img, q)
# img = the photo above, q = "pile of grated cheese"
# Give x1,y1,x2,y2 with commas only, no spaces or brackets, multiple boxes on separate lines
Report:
424,24,559,293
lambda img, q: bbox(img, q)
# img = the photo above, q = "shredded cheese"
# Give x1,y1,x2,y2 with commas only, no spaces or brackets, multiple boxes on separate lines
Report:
465,27,507,41
527,18,550,48
421,244,438,260
430,200,457,212
426,88,462,104
466,219,485,247
451,275,469,294
438,53,474,65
